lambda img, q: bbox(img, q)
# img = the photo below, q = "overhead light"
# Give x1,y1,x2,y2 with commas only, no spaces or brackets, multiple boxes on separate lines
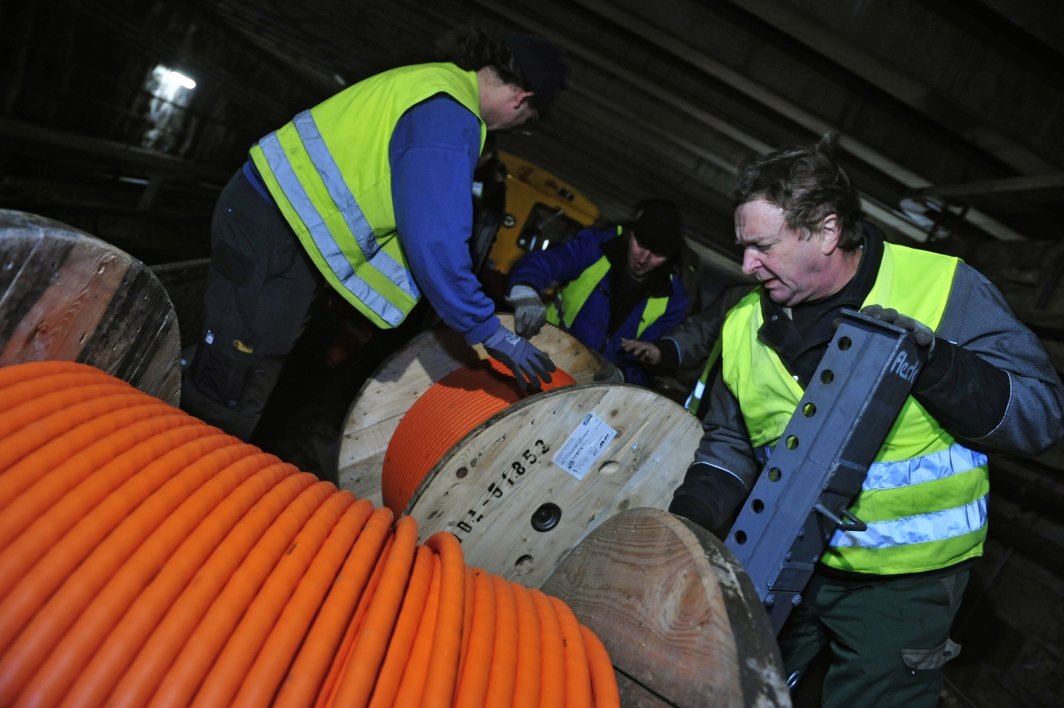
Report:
333,73,346,86
171,71,196,89
151,65,196,94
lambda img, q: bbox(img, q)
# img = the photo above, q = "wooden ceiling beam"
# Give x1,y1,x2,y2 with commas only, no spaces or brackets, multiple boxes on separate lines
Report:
913,172,1064,199
554,0,1026,241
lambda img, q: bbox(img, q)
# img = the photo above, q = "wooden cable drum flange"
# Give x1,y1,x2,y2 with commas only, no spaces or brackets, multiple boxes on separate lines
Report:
339,313,600,507
397,374,703,588
0,209,180,405
542,507,792,708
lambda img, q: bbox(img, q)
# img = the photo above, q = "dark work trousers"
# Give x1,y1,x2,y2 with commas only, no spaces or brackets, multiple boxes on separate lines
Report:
779,565,968,708
181,170,323,440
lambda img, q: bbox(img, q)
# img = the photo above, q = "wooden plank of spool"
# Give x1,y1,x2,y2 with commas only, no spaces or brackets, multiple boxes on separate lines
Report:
404,383,703,589
541,507,791,708
338,313,600,506
0,209,181,404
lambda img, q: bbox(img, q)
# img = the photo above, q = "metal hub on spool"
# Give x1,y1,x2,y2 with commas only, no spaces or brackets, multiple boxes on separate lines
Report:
531,503,562,532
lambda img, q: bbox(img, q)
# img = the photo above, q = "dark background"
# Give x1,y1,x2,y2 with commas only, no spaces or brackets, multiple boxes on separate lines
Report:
3,1,1064,705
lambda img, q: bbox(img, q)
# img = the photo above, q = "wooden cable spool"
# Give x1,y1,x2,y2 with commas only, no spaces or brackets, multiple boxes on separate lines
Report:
400,381,702,588
542,507,792,708
338,314,600,507
340,315,702,588
0,210,180,405
381,375,702,587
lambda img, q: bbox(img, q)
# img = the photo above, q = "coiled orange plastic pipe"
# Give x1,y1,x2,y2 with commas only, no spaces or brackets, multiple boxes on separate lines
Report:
381,360,576,515
0,362,619,708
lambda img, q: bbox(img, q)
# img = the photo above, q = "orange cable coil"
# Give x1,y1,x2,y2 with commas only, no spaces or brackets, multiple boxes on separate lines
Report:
0,361,618,708
381,360,576,516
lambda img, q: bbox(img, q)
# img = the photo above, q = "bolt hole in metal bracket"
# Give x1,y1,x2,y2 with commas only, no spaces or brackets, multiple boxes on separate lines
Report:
724,309,926,634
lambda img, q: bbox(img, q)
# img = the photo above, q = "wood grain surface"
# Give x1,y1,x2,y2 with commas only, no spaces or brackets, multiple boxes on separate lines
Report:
0,209,180,404
404,384,703,588
339,313,601,506
542,507,791,708
614,670,676,707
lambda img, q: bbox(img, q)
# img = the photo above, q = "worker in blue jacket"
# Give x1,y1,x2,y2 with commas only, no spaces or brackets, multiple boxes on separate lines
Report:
506,201,690,386
181,28,568,440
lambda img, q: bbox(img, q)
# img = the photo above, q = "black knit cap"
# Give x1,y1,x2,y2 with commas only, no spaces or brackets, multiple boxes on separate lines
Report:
631,200,684,257
503,34,569,116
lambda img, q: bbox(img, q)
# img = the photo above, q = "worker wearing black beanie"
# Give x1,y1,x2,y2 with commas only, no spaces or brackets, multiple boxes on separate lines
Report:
507,200,690,385
631,199,684,259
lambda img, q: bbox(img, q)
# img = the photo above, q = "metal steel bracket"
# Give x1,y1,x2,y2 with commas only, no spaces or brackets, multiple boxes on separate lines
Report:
724,309,926,634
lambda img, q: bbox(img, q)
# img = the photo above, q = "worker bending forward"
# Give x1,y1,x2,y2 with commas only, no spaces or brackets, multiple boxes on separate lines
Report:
669,135,1064,707
182,29,567,439
506,201,689,385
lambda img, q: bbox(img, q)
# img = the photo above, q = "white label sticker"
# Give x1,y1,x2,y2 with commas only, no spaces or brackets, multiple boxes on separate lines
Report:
552,413,617,481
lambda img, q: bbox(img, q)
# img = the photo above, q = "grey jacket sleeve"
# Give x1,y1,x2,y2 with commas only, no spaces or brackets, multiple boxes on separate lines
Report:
932,263,1064,456
663,284,756,368
661,307,726,368
669,370,760,530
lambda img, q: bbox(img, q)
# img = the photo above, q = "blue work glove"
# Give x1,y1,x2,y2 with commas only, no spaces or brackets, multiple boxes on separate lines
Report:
860,305,935,354
483,325,557,390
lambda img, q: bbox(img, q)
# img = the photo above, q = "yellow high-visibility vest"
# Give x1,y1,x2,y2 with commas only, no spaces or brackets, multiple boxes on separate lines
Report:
251,63,486,328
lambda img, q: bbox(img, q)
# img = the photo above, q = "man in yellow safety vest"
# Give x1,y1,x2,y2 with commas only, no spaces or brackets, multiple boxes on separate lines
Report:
505,201,691,386
181,29,568,440
669,135,1064,707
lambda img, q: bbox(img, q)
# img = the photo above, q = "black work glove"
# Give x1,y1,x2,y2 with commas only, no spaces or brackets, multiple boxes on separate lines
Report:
860,305,936,355
669,495,719,531
483,325,556,390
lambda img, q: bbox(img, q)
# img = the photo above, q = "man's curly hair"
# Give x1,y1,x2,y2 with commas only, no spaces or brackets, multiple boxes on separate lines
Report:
437,27,531,93
733,133,864,250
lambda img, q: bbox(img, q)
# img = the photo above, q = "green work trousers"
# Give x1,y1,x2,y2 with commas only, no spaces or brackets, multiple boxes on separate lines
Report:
779,565,968,708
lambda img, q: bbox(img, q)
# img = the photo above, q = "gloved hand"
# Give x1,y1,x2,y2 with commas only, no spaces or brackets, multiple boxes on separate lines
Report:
483,325,556,390
593,360,625,383
506,285,548,338
860,305,936,354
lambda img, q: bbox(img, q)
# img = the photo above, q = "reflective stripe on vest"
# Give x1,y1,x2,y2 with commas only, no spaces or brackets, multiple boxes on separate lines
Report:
258,131,407,326
685,295,745,414
684,336,722,414
831,495,987,550
291,110,419,301
250,63,484,329
860,444,986,492
721,242,988,574
830,443,987,550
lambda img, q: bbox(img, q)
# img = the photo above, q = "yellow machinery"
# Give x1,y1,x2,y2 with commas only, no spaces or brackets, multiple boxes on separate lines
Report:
485,151,600,276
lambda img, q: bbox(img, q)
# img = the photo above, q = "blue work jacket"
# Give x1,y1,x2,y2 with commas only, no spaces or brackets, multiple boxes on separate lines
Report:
509,227,689,385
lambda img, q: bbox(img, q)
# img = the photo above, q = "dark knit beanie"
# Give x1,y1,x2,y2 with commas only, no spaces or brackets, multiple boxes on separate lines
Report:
503,34,570,116
631,200,684,257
